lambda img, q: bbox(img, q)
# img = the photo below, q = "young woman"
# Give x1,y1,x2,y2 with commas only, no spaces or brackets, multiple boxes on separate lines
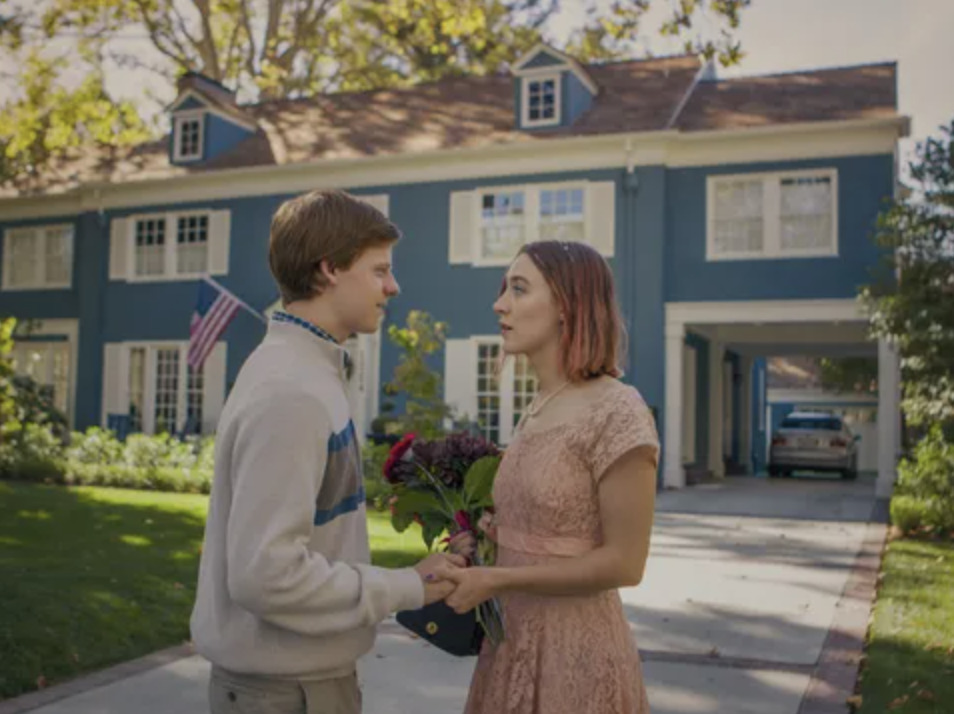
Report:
441,240,659,714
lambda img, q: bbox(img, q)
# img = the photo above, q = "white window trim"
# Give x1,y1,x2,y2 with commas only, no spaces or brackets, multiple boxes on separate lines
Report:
521,71,562,128
173,110,205,163
1,223,74,291
473,180,586,268
125,210,212,282
706,168,839,262
121,341,200,435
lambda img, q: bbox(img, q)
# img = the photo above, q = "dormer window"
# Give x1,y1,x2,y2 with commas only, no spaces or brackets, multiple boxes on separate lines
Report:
174,112,205,162
522,74,561,127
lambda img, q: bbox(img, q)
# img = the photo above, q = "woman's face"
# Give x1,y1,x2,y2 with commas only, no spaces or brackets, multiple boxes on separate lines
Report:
493,253,562,356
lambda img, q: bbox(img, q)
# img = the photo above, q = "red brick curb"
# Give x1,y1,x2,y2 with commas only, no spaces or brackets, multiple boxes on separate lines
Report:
796,503,889,714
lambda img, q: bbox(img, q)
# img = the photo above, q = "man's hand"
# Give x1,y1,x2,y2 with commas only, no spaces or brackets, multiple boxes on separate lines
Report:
414,552,466,605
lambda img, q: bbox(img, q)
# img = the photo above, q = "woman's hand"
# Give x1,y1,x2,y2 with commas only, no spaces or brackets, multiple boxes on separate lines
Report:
477,510,497,542
447,530,477,559
434,565,504,614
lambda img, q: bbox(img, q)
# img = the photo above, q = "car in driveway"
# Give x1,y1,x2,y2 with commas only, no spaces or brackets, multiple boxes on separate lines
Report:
769,411,860,479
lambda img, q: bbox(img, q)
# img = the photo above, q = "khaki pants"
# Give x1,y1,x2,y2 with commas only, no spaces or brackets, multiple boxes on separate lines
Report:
209,666,362,714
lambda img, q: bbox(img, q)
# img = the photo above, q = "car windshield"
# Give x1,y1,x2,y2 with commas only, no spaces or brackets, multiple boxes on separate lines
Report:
780,416,842,431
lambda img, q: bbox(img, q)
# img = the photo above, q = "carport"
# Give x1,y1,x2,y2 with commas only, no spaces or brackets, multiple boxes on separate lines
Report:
663,299,901,498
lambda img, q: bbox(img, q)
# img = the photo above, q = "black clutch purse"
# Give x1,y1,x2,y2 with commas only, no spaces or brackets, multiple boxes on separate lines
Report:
395,600,485,657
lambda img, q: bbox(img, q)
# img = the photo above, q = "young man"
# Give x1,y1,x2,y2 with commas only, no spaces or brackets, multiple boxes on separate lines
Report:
191,190,461,714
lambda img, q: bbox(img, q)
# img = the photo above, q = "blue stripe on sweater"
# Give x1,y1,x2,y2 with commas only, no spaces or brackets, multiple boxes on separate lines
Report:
313,486,366,526
328,421,356,453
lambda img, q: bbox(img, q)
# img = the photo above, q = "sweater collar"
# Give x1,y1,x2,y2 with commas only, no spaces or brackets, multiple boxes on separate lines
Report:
267,312,352,381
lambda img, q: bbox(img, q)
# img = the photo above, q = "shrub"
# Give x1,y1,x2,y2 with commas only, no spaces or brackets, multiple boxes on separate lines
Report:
893,425,954,533
890,495,932,534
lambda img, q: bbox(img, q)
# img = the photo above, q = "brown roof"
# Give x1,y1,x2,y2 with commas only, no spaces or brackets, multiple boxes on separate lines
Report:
2,57,899,199
674,63,897,131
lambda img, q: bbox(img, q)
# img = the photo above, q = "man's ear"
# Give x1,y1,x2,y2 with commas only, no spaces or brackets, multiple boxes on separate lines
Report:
316,258,338,287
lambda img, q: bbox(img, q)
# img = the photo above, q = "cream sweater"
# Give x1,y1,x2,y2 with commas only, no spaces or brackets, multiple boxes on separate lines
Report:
190,318,424,679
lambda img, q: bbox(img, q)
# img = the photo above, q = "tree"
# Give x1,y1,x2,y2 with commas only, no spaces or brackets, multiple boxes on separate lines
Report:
861,119,954,427
1,0,749,184
0,51,150,192
384,310,453,439
817,357,877,395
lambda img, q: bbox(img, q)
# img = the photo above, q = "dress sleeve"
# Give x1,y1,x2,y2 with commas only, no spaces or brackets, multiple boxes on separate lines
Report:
586,386,660,483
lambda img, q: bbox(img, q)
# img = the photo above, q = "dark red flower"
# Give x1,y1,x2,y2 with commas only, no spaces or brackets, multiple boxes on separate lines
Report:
453,510,473,533
383,433,417,483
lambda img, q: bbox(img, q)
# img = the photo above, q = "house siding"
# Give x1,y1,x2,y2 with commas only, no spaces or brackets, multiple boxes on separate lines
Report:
665,153,894,302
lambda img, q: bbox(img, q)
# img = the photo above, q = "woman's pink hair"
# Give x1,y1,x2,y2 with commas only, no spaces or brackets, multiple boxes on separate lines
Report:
515,241,626,382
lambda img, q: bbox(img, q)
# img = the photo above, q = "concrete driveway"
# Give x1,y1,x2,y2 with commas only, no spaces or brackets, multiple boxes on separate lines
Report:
5,475,882,714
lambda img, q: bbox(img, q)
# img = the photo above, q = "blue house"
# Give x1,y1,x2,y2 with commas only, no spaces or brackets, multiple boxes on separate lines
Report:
0,45,907,497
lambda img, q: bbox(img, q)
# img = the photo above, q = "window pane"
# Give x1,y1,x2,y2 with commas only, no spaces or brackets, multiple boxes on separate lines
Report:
780,176,833,252
713,180,764,255
476,343,501,444
44,227,72,285
135,218,167,276
539,188,585,243
512,355,538,428
179,118,202,158
6,230,38,287
153,347,180,433
129,347,146,432
481,191,526,261
528,79,556,121
186,362,204,434
176,214,209,274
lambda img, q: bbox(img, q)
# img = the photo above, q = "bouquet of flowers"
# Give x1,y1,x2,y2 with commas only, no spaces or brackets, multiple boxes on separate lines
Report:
383,431,505,647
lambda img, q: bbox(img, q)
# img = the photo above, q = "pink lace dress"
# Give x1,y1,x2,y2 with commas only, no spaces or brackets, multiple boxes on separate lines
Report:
464,381,659,714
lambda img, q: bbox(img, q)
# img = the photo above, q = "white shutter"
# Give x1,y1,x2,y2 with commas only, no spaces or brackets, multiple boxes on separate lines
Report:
101,343,129,426
202,342,228,434
585,181,616,257
208,210,231,275
359,193,390,217
449,191,477,264
444,338,477,426
109,218,130,280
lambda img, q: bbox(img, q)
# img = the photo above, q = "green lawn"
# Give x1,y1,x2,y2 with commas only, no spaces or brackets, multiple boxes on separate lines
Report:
0,481,428,700
858,536,954,713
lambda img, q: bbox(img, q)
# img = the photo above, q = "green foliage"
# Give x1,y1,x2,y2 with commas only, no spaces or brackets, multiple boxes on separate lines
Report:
1,425,215,495
890,495,932,535
892,425,954,534
817,357,878,394
384,310,453,438
1,1,749,183
862,119,954,427
464,455,501,507
361,440,392,509
0,51,150,190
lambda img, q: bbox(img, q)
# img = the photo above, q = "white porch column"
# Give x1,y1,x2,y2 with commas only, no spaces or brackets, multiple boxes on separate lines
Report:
739,355,754,474
877,339,902,498
708,340,725,478
664,323,685,489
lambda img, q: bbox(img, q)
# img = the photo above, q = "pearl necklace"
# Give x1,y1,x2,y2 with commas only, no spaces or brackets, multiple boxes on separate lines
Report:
525,381,571,418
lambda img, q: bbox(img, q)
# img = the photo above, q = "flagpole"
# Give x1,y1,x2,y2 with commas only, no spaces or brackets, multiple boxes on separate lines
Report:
201,275,268,324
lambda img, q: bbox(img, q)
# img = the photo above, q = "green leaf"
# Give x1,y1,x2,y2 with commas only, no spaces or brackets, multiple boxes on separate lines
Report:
463,455,501,506
390,508,415,533
390,489,446,522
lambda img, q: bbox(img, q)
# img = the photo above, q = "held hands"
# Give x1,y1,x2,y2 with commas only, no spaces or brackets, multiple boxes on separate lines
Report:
432,564,502,615
413,552,467,605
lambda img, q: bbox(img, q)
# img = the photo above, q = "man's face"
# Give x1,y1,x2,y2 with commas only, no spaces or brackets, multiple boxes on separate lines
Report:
330,244,400,335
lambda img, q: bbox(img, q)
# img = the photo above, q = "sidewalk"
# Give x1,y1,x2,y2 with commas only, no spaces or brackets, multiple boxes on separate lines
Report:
4,476,883,714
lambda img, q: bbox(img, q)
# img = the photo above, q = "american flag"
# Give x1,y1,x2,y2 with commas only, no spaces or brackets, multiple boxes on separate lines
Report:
188,277,242,369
